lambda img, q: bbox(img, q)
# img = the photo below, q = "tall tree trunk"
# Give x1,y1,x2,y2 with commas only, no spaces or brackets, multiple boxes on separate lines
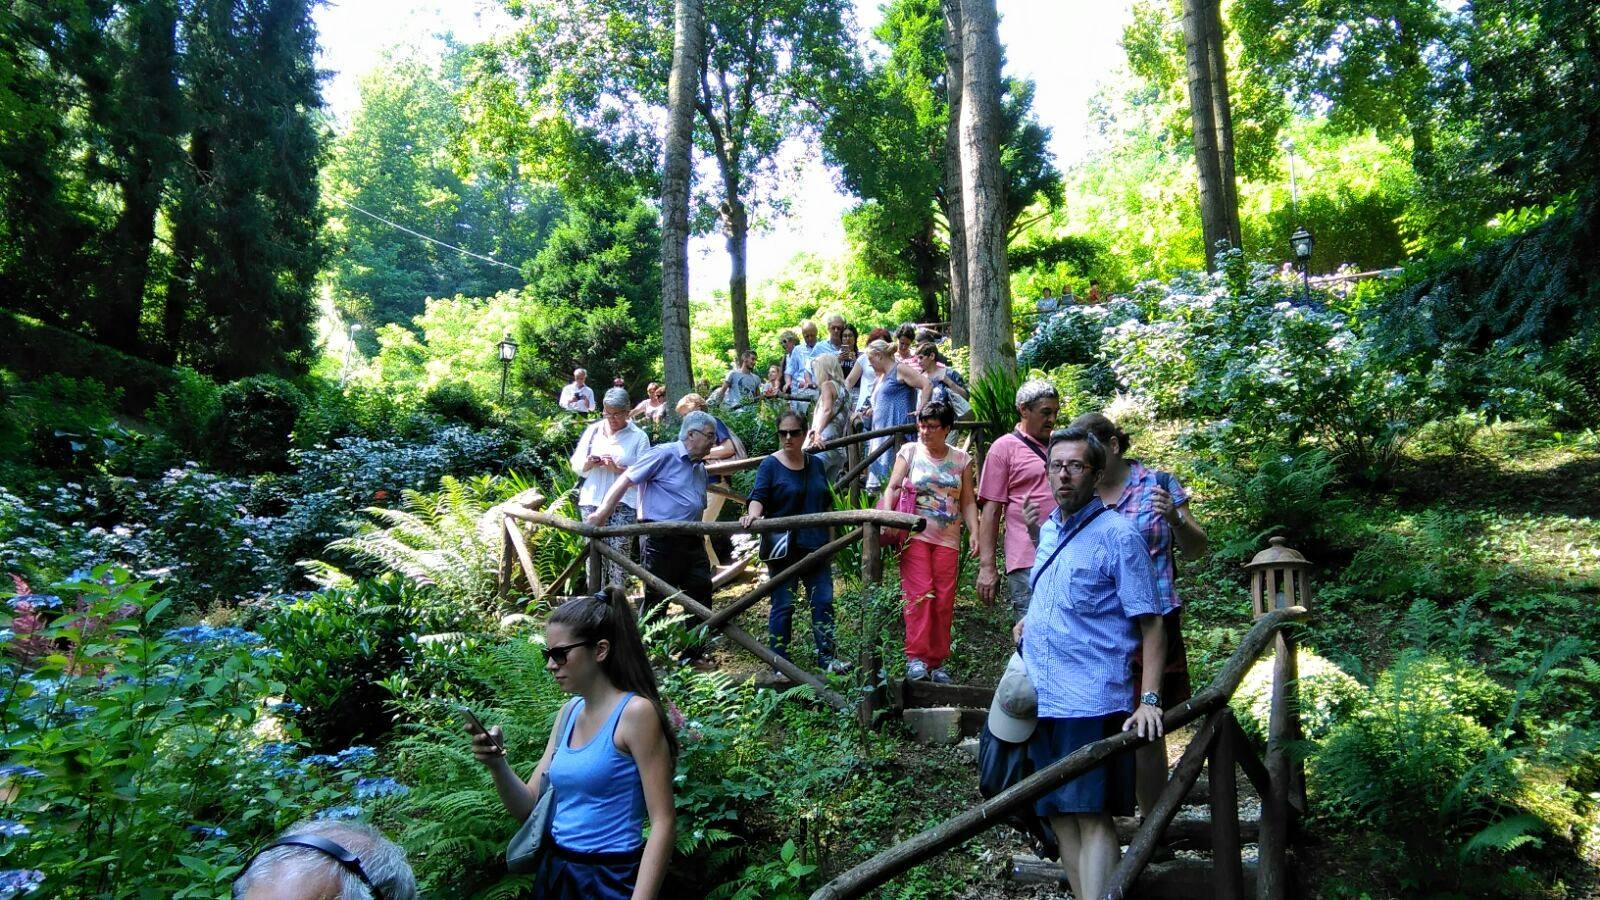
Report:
912,220,941,324
722,195,750,360
941,0,969,349
958,0,1013,378
1203,0,1242,250
96,0,181,356
659,0,704,406
162,128,212,366
1183,0,1229,270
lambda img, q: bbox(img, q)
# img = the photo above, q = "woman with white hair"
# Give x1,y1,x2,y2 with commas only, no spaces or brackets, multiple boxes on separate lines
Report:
573,388,652,586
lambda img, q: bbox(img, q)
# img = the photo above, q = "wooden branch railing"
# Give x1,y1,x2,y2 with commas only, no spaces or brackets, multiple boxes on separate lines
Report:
808,606,1307,900
504,506,924,538
499,507,928,712
704,421,990,476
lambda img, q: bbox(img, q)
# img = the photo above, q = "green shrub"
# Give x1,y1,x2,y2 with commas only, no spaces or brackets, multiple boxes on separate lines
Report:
258,577,467,750
422,381,496,428
0,373,121,470
1017,299,1141,395
1231,648,1367,745
0,309,176,413
149,366,221,457
211,374,306,473
1308,646,1594,891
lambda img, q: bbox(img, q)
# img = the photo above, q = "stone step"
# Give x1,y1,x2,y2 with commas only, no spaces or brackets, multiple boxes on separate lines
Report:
901,706,986,745
1010,855,1260,896
1113,814,1260,849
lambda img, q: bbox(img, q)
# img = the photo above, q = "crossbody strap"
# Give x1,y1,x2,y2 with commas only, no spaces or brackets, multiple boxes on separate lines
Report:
1030,504,1110,590
1015,431,1049,465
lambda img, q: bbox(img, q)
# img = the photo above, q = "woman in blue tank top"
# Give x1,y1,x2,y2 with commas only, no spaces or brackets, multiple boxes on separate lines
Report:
468,588,678,899
863,338,931,487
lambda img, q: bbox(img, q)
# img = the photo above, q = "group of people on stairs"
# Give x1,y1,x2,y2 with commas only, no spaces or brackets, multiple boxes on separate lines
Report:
432,331,1205,898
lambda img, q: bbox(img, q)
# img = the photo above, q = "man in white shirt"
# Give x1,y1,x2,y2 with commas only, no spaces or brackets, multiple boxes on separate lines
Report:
558,368,596,413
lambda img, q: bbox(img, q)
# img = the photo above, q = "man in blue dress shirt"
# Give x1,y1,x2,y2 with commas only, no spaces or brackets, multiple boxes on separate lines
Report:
1013,425,1167,900
587,411,719,623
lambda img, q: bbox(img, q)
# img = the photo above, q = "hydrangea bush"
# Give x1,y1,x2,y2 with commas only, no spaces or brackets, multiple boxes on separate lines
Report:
0,569,413,896
1105,253,1436,483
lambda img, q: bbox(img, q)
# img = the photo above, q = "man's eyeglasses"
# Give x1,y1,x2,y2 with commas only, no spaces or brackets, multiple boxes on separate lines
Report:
543,639,596,666
1047,460,1092,475
777,428,805,438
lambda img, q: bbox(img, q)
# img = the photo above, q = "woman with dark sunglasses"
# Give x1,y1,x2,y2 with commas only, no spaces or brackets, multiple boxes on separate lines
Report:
740,410,849,681
467,588,677,899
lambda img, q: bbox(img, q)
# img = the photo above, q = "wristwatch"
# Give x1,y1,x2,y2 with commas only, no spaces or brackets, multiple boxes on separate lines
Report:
1140,691,1161,708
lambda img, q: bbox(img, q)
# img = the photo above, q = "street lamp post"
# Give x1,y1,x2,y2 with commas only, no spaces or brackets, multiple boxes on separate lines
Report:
497,333,519,404
1291,226,1315,305
340,323,362,388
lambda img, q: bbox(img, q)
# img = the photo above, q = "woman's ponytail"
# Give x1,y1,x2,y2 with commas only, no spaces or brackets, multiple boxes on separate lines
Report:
550,585,679,761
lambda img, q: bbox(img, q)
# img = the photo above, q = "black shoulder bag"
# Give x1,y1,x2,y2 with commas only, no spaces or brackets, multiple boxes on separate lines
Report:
759,458,814,564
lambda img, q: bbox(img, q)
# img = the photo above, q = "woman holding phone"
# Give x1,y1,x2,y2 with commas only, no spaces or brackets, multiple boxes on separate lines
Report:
467,588,677,899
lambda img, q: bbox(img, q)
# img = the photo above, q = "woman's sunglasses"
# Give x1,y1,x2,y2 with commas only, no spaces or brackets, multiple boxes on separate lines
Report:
543,639,596,665
777,427,805,438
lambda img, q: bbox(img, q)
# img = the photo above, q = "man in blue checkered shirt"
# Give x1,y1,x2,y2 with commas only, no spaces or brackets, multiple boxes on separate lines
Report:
1012,425,1167,900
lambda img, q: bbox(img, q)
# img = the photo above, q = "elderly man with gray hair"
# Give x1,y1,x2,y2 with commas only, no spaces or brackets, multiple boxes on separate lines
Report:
587,410,719,628
976,379,1061,617
232,819,415,900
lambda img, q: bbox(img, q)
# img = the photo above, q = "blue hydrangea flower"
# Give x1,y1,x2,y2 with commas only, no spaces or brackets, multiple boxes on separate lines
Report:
165,625,264,647
0,765,43,781
353,777,409,799
315,805,365,821
336,746,376,766
0,868,44,894
250,647,282,659
254,743,300,775
0,630,11,644
7,595,60,611
186,824,228,840
266,701,303,716
0,820,28,838
301,754,340,768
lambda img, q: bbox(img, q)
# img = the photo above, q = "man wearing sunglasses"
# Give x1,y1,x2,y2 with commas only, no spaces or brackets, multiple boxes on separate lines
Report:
233,820,415,899
587,410,720,632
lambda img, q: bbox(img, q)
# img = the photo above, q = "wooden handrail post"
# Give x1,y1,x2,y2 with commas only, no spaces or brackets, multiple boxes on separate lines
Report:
586,541,603,592
1261,625,1298,900
1105,709,1223,899
1210,709,1246,900
497,517,514,604
857,522,885,730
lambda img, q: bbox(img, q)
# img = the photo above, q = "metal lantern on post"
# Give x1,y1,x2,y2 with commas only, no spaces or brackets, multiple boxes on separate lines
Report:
497,333,518,403
1245,535,1312,619
1290,226,1314,304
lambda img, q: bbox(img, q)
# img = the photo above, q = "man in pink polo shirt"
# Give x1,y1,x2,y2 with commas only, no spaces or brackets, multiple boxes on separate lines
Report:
976,380,1061,617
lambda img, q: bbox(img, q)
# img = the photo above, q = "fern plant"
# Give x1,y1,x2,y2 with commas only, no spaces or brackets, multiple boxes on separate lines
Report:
318,475,514,610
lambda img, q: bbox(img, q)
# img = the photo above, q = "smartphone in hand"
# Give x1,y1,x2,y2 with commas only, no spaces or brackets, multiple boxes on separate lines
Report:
456,706,505,754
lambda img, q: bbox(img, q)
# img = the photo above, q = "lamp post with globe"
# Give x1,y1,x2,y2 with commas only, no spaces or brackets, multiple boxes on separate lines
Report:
497,333,518,404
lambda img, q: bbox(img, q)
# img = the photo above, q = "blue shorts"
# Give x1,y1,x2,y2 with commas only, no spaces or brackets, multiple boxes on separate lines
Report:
535,843,642,899
1028,714,1136,817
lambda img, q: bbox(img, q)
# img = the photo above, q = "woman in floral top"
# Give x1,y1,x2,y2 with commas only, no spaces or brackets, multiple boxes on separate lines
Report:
884,400,979,683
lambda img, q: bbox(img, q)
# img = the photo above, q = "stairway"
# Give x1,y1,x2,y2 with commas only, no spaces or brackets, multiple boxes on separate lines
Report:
898,682,1263,899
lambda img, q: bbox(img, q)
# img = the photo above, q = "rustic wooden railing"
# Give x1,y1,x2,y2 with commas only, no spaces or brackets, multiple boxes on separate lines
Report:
808,605,1309,900
500,505,926,711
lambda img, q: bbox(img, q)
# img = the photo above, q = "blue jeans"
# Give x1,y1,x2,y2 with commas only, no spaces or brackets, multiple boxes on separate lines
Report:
767,553,836,663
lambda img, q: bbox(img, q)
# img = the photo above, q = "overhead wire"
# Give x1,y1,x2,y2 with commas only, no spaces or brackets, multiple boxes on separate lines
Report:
329,195,523,271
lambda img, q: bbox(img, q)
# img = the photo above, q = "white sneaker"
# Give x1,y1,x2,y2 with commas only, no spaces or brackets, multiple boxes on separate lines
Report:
930,667,953,684
906,659,929,681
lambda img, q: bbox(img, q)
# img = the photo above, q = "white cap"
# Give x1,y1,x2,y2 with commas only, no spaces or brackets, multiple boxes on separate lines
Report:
986,652,1038,743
